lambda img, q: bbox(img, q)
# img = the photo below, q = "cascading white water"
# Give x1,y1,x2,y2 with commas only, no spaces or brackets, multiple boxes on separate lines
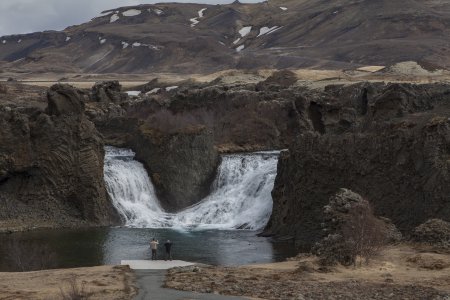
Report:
104,147,170,228
171,152,278,230
104,146,279,230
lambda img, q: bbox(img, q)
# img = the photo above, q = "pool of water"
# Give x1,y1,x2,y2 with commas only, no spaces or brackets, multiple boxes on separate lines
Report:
0,228,297,272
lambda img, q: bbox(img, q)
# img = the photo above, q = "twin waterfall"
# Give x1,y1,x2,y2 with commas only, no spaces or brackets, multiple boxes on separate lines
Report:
104,146,279,230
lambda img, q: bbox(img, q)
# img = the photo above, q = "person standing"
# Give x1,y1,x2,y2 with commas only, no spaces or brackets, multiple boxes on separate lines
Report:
164,240,172,261
150,238,159,260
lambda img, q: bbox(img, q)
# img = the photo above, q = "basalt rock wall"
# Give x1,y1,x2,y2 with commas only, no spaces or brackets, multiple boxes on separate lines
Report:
264,83,450,248
0,84,119,230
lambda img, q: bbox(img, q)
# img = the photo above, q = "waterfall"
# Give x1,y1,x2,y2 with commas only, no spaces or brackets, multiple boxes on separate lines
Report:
104,146,279,230
104,147,170,228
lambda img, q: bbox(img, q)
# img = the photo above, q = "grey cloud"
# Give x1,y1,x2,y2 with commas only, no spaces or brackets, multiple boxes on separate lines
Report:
0,0,263,36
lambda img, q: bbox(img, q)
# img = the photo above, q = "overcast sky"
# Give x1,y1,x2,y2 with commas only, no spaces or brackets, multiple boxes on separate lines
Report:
0,0,263,37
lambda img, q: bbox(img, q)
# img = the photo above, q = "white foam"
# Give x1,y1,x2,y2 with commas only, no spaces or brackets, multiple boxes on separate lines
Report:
239,26,252,37
154,9,164,15
17,39,22,43
65,37,71,42
100,38,107,44
122,41,129,49
110,14,120,23
123,9,142,17
2,40,6,44
132,42,142,47
105,147,279,231
280,7,288,11
236,45,245,52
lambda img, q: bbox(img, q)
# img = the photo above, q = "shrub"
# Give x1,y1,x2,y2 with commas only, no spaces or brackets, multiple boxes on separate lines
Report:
341,200,388,266
60,276,91,300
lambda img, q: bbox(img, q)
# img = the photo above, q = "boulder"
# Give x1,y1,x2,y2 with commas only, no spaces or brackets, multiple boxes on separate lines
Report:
412,219,450,249
91,81,127,104
46,84,85,116
313,189,400,266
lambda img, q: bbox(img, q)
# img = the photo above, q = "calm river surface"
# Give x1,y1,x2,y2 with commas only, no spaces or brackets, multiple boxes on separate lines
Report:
0,227,296,271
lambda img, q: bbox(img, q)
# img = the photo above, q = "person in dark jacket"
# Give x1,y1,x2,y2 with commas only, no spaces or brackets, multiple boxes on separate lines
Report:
164,240,172,261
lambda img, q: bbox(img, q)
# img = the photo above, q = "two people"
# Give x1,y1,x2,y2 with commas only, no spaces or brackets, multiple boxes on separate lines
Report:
150,238,172,261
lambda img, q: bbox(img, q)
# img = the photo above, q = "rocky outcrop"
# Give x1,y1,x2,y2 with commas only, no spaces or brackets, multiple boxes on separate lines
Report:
265,83,450,247
312,189,401,265
131,125,219,211
91,81,127,104
412,219,450,250
0,84,119,231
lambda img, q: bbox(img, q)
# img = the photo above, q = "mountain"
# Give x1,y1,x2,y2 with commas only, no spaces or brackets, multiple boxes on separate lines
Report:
0,0,449,74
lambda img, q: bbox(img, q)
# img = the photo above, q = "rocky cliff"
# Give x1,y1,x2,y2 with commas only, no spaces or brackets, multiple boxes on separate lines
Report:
0,84,119,231
264,82,450,247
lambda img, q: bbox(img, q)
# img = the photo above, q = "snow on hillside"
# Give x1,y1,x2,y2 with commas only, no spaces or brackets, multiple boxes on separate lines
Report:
123,9,141,17
110,14,120,23
239,26,252,37
191,8,207,27
257,26,281,37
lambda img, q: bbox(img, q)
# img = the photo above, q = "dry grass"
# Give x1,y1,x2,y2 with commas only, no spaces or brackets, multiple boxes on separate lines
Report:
0,265,137,300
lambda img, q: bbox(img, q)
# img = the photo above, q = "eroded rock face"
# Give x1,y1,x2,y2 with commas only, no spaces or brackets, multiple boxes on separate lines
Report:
0,84,118,230
265,83,450,247
131,125,219,211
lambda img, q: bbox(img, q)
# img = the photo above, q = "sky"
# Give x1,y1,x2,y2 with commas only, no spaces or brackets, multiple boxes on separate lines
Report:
0,0,263,37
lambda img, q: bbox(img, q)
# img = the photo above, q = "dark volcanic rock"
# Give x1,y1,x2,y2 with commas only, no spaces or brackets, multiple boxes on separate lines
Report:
0,84,118,230
265,83,450,247
131,125,219,211
312,189,401,265
91,81,127,104
412,219,450,249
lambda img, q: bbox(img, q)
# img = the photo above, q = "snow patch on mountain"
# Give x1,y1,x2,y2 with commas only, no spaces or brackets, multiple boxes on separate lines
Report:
191,8,207,27
123,9,141,17
236,45,245,52
166,86,179,92
110,14,120,23
239,26,252,37
257,26,281,37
